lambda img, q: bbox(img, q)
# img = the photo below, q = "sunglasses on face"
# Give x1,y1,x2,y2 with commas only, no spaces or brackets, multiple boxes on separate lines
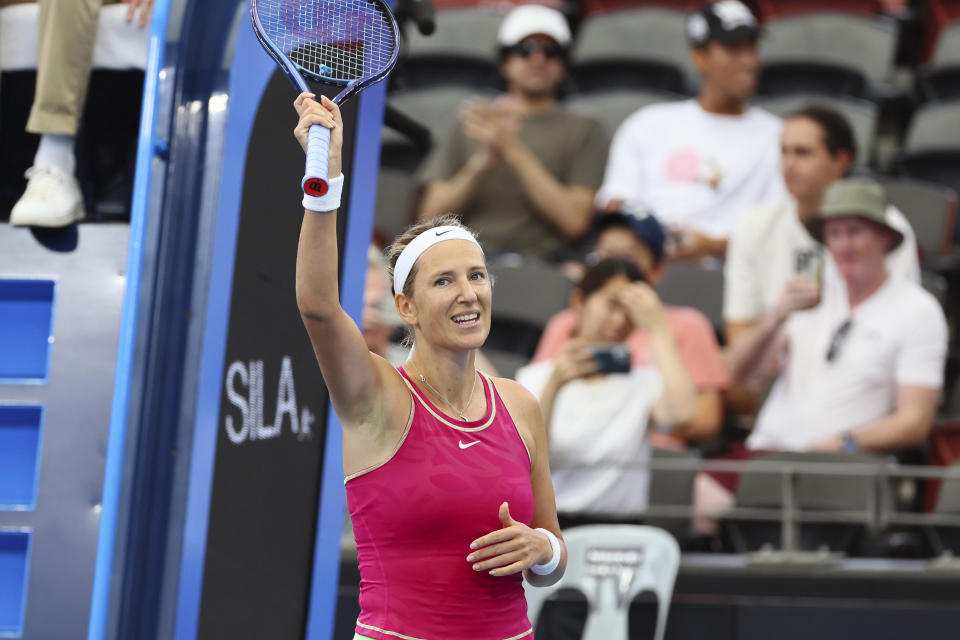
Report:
506,41,565,59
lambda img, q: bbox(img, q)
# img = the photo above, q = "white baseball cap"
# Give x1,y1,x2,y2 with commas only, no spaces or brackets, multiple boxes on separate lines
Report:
497,5,571,48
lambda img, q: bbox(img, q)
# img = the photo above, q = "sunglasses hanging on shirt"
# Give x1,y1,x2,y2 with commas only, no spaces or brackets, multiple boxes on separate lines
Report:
825,319,853,364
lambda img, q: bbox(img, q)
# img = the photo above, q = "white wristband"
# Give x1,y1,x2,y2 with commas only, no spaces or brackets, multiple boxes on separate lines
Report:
302,173,344,212
528,528,561,576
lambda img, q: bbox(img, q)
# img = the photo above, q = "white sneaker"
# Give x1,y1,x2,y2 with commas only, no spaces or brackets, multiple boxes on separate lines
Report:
9,166,86,228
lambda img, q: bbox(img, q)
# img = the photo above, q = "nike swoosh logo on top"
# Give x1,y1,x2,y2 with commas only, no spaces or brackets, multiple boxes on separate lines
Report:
435,229,452,236
458,440,480,450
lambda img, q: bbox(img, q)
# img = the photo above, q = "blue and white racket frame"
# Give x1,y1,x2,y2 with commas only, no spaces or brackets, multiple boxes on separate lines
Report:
250,0,400,197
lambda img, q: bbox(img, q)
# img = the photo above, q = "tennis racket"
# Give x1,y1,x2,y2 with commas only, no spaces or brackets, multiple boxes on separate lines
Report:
251,0,400,197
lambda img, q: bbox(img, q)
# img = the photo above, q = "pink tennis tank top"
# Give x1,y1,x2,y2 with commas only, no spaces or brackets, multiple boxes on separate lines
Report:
345,367,535,640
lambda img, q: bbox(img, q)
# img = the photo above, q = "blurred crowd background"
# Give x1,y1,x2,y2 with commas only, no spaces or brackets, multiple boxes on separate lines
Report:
3,0,960,559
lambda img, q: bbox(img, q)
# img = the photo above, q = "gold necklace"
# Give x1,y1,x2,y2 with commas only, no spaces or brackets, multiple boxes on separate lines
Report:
410,361,477,421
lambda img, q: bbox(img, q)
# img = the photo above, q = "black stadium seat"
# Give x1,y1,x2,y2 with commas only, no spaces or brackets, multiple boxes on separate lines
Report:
920,22,960,100
400,8,504,90
723,451,887,555
485,258,574,359
895,100,960,235
569,8,696,94
757,12,898,98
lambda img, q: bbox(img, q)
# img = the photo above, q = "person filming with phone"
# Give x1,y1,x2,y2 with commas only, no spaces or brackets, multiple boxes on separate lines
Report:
516,258,696,526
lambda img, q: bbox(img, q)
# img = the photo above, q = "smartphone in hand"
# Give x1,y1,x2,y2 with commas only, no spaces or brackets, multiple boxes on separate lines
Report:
590,345,632,374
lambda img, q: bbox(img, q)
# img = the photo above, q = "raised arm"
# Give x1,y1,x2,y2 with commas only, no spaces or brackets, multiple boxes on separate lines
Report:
618,283,696,428
292,93,401,431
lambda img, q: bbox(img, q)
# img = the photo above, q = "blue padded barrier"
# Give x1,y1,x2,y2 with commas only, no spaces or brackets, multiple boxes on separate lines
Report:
0,280,55,382
0,530,31,638
0,406,43,510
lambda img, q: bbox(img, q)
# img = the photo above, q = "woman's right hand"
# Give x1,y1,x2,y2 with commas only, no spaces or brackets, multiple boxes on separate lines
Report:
293,92,344,178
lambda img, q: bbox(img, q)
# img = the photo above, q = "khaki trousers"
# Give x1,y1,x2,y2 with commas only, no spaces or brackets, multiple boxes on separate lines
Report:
0,0,120,135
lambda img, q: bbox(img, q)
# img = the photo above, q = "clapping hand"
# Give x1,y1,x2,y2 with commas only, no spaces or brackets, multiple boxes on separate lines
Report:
123,0,155,27
467,502,553,577
459,97,521,152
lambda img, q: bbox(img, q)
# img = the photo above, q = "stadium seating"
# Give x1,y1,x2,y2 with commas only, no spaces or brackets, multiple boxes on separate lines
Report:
374,168,418,241
656,263,724,338
369,3,960,563
758,12,898,98
923,461,960,556
380,86,497,170
581,0,699,16
646,446,701,538
753,94,878,166
400,7,504,89
896,100,960,211
755,0,883,19
564,89,681,136
569,8,696,94
879,177,958,262
723,451,888,555
485,258,574,359
920,22,960,100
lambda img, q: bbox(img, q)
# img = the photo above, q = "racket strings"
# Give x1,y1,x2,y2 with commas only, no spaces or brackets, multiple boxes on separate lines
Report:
257,0,395,83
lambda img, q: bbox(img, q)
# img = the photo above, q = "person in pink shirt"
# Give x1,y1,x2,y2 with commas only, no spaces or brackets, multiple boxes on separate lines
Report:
535,210,728,444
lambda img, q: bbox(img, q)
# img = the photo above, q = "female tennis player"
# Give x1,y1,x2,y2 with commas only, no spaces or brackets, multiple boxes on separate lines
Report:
292,93,566,640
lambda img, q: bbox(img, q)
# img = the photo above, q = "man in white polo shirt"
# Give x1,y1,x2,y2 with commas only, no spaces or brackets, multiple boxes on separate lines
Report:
595,0,784,260
727,178,946,454
724,105,920,349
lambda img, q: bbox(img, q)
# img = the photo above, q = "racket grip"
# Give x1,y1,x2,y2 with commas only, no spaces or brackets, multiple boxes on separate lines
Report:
302,123,331,196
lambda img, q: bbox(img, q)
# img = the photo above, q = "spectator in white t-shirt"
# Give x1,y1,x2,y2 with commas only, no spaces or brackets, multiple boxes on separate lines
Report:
595,0,784,260
516,258,696,522
724,105,920,348
727,178,947,454
694,179,947,524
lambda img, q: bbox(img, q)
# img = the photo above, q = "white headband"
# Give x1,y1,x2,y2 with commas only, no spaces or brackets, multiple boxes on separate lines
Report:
393,226,483,294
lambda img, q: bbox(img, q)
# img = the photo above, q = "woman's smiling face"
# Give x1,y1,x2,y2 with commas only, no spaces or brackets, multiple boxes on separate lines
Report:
402,240,491,351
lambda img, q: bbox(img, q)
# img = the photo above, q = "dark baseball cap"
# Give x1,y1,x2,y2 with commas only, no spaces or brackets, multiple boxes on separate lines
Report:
687,1,762,48
594,209,666,263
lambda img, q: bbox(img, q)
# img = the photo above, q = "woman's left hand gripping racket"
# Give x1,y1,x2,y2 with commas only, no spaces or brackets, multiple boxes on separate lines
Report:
251,0,400,197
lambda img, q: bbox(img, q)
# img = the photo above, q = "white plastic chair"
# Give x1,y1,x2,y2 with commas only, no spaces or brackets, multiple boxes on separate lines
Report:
524,525,680,640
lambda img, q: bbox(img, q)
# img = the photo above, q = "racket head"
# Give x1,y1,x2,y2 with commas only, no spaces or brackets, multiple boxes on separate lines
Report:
251,0,400,102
